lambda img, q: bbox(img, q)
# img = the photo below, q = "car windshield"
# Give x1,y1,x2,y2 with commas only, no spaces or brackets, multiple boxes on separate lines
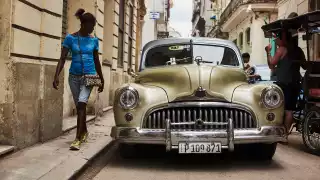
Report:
143,44,240,69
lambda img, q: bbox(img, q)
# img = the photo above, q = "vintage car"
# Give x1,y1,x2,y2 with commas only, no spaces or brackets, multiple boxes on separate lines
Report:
111,38,286,160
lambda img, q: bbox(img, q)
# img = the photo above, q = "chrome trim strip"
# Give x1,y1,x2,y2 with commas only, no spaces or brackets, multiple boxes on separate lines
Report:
171,122,228,126
172,88,228,102
228,118,235,152
111,125,287,151
165,119,171,152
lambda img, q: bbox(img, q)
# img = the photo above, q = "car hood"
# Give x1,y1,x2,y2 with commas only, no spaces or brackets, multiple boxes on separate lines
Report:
135,64,248,102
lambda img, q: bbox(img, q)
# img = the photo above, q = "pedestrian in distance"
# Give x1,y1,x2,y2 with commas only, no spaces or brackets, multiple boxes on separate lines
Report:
53,8,104,150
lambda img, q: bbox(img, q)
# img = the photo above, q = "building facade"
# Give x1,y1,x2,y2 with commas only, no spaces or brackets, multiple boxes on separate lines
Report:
208,0,278,65
277,0,319,61
0,0,146,150
168,26,182,38
191,0,206,37
141,0,172,49
206,0,230,39
207,0,319,64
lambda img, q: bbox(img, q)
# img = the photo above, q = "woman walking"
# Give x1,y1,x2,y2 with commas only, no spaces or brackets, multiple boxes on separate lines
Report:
53,8,104,150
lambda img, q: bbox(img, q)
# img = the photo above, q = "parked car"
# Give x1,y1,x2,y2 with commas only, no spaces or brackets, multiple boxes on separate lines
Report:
111,38,286,160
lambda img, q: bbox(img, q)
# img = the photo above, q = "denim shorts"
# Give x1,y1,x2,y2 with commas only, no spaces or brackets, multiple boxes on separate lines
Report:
69,74,93,105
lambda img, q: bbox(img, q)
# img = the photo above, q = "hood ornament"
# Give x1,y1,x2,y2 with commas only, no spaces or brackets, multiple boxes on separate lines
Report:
194,86,206,97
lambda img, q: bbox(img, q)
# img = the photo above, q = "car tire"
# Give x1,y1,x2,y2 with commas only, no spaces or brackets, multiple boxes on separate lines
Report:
119,143,138,159
248,143,277,161
302,106,320,155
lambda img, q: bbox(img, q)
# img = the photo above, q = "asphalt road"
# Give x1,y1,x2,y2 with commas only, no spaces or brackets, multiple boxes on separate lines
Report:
84,133,320,180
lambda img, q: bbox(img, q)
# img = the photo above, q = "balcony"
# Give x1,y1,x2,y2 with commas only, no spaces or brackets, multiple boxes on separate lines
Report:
218,0,277,31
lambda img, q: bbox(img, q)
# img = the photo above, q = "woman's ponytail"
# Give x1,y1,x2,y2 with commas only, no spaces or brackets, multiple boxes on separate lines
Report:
74,8,96,24
75,8,85,21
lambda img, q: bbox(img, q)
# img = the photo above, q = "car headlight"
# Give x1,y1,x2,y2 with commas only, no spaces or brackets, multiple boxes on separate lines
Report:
261,86,283,109
118,87,139,109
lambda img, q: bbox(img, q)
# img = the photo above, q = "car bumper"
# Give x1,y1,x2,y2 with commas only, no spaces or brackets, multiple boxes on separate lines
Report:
110,119,287,152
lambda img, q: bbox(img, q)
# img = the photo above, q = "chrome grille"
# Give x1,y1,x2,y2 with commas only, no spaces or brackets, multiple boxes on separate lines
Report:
143,107,256,130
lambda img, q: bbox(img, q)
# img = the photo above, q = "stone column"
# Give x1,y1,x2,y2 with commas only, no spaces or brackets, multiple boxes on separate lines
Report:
0,0,64,149
0,0,14,146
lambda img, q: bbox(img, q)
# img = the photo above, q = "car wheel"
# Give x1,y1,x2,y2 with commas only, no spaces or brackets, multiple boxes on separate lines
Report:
119,143,138,159
302,106,320,155
248,143,277,161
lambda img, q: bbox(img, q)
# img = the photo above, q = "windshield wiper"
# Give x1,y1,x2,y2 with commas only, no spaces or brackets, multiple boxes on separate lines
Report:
176,57,192,63
201,61,213,63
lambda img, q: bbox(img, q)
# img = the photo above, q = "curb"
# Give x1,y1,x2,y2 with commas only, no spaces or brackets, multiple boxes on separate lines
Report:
39,105,115,180
69,140,118,180
39,140,117,180
62,106,113,133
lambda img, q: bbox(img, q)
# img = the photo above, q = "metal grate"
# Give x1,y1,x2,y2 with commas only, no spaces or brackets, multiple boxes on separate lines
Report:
143,107,256,130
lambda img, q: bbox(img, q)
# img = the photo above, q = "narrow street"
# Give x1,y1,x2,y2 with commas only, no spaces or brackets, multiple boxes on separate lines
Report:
77,129,320,180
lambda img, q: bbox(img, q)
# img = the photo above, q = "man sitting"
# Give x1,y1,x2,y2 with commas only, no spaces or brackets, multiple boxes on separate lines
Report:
242,53,261,83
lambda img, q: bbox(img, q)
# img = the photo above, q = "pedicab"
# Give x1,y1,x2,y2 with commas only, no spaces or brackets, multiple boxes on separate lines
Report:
261,10,320,155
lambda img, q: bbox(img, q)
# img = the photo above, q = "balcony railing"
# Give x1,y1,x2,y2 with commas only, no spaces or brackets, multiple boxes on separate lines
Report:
218,0,277,26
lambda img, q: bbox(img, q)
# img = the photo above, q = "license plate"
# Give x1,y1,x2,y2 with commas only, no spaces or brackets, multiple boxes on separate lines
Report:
178,142,222,154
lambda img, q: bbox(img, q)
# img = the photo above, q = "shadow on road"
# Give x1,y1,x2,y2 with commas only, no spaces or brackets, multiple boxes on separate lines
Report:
109,144,284,172
286,133,311,153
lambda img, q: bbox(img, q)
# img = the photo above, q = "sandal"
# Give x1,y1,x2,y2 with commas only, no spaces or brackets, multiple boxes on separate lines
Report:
70,139,81,150
288,123,296,135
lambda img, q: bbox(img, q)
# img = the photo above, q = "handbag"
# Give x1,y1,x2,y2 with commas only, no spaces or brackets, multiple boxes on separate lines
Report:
77,34,102,87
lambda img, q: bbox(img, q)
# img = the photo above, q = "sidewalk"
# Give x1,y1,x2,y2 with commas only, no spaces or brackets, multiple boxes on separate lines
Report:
0,108,115,180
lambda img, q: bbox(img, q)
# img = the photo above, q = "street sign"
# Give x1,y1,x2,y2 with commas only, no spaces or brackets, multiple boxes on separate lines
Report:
157,31,169,39
149,12,160,19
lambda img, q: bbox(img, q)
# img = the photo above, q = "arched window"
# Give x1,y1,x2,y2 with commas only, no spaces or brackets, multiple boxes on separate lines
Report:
245,28,250,45
239,32,243,48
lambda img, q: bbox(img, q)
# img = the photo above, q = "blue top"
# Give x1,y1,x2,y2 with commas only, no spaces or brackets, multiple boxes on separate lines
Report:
62,34,99,75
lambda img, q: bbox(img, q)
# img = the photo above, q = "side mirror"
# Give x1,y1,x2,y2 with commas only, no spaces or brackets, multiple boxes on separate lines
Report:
128,68,137,78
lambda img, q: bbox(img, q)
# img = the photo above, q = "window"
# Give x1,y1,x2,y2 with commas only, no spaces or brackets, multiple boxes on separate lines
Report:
128,3,134,69
118,0,125,67
239,32,243,49
142,44,240,70
245,28,250,45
